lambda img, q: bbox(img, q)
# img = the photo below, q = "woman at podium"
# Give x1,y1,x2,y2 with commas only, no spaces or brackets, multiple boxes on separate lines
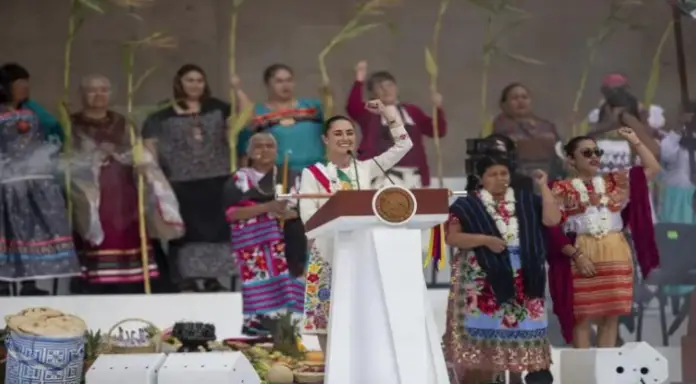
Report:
297,99,413,352
443,155,561,384
224,132,307,336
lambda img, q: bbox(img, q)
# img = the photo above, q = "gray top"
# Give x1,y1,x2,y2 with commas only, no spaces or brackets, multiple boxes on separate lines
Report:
142,98,231,182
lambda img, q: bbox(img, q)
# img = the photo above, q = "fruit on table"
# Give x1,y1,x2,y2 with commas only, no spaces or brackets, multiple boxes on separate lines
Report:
266,363,294,384
304,351,324,362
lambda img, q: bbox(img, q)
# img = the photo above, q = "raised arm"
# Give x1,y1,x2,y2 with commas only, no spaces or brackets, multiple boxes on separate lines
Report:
617,126,661,181
404,93,447,138
230,74,253,117
346,61,370,126
366,101,414,174
621,112,660,158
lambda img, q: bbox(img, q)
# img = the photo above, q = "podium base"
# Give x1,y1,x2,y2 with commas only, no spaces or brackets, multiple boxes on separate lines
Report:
324,228,448,384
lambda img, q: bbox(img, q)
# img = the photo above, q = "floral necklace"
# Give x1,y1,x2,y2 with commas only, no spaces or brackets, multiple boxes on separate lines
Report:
479,188,519,244
570,176,610,238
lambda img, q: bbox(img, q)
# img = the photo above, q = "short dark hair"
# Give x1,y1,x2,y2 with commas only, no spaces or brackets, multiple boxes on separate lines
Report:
263,63,293,84
366,71,396,92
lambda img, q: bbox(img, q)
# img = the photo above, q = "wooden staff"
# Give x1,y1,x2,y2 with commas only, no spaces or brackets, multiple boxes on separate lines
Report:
279,152,290,228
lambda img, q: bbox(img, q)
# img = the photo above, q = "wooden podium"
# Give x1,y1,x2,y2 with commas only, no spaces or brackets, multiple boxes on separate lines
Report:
305,188,450,384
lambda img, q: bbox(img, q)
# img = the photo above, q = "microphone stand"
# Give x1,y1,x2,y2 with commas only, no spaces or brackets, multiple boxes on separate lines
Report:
347,150,361,190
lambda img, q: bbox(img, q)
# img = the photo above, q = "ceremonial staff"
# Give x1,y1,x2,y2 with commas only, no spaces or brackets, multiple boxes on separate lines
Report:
279,151,290,229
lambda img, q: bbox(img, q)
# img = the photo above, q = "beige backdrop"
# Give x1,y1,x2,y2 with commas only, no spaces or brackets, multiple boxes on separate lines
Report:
2,0,695,176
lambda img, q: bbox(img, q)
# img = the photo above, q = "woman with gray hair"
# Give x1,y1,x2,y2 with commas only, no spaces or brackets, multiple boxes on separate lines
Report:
223,132,306,335
70,74,162,293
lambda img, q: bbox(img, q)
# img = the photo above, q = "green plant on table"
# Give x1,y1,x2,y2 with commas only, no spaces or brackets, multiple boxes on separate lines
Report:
84,329,104,361
261,313,303,359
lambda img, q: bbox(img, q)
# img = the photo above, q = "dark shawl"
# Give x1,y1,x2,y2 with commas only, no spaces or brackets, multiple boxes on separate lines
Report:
449,188,546,304
223,168,307,277
546,166,660,343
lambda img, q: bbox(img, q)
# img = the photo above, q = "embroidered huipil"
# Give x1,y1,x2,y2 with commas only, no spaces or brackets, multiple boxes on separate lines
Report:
298,120,413,335
298,123,414,264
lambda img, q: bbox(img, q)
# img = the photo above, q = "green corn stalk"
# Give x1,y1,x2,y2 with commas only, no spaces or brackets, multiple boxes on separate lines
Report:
123,29,177,294
227,0,254,172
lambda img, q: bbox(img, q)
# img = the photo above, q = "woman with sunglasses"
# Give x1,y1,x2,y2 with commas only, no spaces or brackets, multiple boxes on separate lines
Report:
546,127,661,349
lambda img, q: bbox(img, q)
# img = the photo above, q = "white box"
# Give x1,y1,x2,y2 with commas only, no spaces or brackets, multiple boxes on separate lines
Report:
157,351,261,384
86,353,167,384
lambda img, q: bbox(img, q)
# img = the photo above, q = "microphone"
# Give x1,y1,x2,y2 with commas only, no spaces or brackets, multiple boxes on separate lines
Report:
356,149,395,185
346,150,362,190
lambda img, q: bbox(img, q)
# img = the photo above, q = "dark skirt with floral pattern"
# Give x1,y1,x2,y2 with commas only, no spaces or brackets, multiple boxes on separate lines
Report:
443,247,552,380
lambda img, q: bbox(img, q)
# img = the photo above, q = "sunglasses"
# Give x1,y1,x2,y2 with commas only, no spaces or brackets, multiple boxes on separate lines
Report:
579,148,604,158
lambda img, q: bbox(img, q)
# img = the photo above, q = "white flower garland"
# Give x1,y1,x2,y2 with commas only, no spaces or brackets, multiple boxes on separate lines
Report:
570,177,611,238
479,188,519,244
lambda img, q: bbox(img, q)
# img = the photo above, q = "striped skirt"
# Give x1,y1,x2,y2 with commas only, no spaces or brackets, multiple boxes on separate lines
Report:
572,232,634,319
231,215,305,335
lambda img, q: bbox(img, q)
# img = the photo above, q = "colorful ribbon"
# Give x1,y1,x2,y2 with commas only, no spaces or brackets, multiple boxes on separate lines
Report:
424,223,446,270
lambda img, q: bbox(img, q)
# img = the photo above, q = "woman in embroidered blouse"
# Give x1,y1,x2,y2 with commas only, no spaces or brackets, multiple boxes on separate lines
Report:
233,64,325,172
224,132,306,335
297,100,413,353
443,155,560,384
546,128,661,350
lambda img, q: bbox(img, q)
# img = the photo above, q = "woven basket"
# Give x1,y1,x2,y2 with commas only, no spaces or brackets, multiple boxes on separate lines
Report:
105,318,159,354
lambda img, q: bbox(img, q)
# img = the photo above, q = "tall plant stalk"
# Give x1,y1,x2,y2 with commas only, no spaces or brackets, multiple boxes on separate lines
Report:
425,0,450,187
123,32,176,294
318,0,399,118
227,0,253,171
